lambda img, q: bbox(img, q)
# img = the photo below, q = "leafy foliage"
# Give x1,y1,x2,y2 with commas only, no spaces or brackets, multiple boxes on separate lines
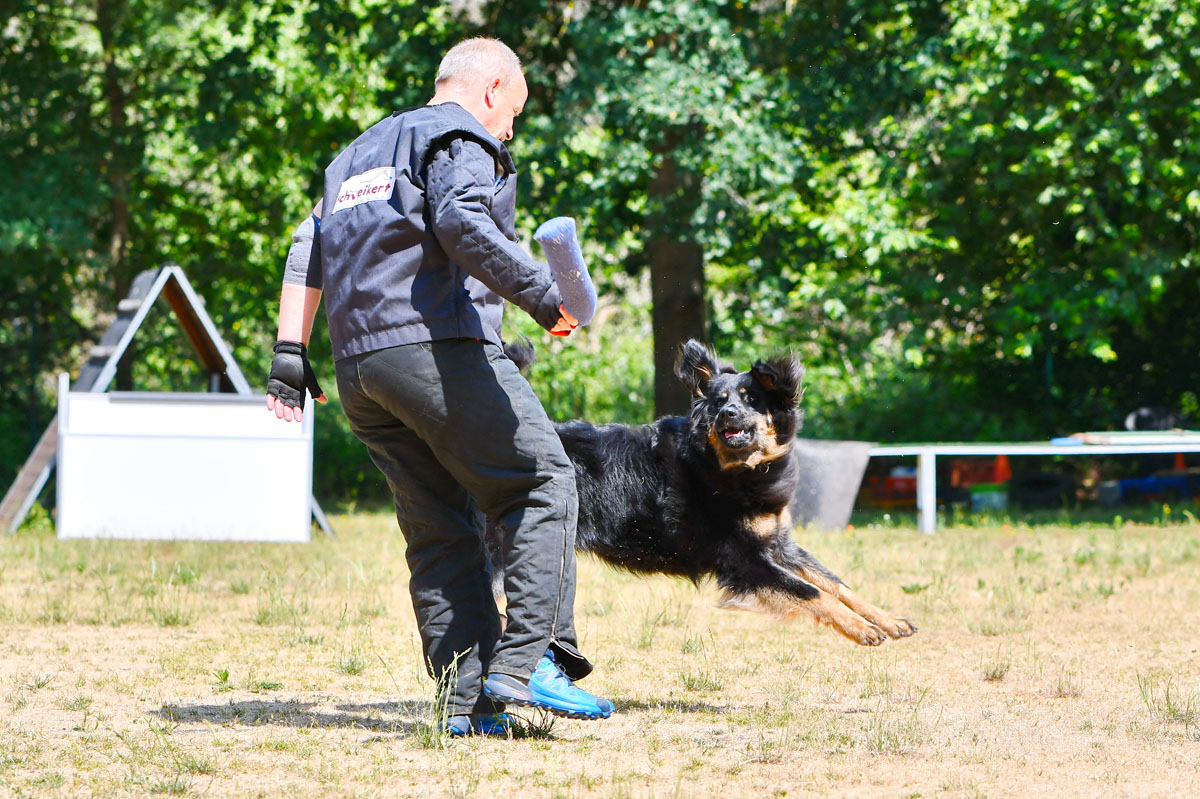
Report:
863,0,1200,438
2,0,1197,503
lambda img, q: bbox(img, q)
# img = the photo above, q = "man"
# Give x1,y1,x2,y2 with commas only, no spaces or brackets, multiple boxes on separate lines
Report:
266,38,611,737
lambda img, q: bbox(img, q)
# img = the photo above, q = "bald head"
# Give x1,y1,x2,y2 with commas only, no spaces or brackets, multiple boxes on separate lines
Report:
429,38,528,142
435,38,522,93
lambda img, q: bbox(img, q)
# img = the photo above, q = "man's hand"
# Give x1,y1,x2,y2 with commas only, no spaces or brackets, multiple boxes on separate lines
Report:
266,340,327,423
549,304,579,337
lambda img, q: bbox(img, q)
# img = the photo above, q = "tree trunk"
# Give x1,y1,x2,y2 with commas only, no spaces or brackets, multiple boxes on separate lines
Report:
96,0,134,389
649,238,706,418
647,134,707,418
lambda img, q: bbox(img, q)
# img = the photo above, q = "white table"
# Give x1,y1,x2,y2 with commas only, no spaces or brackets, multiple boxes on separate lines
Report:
868,434,1200,533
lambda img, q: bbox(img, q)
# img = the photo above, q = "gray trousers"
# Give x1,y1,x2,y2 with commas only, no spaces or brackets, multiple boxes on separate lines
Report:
335,339,591,716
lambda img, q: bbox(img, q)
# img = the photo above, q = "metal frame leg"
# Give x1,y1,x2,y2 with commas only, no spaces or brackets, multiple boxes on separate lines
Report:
917,448,937,534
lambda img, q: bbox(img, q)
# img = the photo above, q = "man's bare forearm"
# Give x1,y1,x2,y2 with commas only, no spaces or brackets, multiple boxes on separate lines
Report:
278,200,324,344
277,283,323,345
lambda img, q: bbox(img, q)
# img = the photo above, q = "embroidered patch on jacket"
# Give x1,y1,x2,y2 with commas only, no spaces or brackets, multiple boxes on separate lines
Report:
330,167,396,215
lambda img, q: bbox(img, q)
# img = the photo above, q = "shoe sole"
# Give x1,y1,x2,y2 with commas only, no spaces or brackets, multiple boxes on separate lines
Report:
482,688,609,720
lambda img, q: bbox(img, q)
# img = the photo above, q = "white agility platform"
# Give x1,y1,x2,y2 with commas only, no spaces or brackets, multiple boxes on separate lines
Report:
870,433,1200,534
56,374,313,542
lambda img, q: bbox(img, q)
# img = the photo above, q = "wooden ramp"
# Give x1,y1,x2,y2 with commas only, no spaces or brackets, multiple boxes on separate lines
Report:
0,422,58,534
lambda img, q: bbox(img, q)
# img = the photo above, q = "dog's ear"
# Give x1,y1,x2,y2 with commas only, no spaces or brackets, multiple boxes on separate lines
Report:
502,337,535,373
675,340,722,397
751,353,805,407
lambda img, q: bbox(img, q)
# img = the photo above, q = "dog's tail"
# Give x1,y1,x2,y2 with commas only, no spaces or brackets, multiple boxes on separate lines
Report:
503,337,535,373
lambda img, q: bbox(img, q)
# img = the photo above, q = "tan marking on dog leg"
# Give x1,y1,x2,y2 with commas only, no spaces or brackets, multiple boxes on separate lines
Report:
785,561,842,595
780,558,917,639
809,590,889,645
832,585,917,638
718,587,887,646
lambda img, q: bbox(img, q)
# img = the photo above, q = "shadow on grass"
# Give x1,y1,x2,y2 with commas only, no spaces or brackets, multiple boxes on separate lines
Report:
151,698,570,740
612,697,725,714
151,698,430,734
151,695,720,735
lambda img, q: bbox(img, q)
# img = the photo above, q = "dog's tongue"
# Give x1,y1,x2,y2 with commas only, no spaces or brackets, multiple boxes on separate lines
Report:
724,429,744,440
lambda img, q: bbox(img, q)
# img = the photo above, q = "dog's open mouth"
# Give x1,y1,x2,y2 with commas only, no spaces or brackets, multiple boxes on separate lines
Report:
720,427,754,449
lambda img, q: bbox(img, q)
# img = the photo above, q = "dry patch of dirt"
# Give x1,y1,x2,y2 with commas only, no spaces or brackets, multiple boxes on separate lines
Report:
1,516,1198,797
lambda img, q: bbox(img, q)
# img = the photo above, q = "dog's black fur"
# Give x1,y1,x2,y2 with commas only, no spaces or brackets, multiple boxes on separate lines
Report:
489,339,915,645
1125,406,1187,432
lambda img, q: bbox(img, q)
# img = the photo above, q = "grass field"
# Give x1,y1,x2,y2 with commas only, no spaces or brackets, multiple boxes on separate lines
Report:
2,507,1198,798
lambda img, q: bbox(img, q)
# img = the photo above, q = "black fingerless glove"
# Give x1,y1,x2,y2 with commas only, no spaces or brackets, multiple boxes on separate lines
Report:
267,340,325,410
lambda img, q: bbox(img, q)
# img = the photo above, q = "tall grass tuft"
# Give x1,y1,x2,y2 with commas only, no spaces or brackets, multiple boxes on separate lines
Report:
1138,672,1199,739
411,654,462,749
981,648,1012,682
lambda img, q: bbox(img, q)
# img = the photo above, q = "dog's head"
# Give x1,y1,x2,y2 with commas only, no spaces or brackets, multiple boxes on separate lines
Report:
675,340,805,471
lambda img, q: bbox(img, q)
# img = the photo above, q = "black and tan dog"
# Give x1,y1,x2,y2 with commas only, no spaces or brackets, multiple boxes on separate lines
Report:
490,339,915,646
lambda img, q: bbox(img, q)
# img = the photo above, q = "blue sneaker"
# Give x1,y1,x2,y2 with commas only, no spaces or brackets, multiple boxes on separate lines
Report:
443,712,513,737
483,651,613,720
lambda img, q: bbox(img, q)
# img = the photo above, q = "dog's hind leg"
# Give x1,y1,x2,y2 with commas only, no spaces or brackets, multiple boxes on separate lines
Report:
772,543,917,639
717,558,888,646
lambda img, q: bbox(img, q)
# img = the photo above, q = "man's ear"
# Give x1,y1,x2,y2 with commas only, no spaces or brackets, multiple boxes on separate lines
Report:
751,353,805,407
675,340,722,397
484,76,502,108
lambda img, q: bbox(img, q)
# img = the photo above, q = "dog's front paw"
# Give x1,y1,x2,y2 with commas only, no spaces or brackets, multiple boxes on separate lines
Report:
832,587,918,641
813,592,888,645
846,620,888,647
831,609,888,646
873,615,918,639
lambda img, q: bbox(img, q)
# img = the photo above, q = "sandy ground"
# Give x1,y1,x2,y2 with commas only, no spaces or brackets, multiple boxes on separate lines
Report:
1,516,1198,798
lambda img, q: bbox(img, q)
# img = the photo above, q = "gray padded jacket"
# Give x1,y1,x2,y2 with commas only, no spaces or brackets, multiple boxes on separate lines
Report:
318,103,563,361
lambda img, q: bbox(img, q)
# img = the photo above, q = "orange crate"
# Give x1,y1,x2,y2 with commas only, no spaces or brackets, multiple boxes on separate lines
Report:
951,456,1012,487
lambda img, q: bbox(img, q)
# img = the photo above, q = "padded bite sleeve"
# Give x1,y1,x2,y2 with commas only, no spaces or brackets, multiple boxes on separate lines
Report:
535,217,596,326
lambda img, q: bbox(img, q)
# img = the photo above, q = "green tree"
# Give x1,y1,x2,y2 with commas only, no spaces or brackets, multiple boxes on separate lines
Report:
0,0,453,499
869,0,1200,438
496,0,823,415
6,0,1198,506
